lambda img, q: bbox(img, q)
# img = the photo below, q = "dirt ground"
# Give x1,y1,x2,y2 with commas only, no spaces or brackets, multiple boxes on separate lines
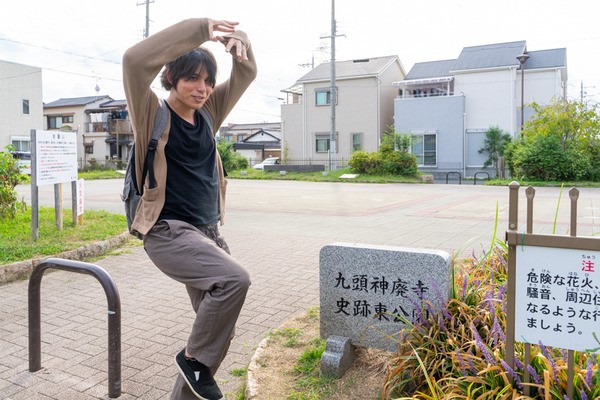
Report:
247,311,391,399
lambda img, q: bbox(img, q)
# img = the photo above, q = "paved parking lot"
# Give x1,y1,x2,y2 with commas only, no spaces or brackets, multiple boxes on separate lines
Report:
4,180,600,398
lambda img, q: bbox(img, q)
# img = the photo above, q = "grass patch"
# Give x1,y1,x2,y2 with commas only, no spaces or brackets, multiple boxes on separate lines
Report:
0,205,126,264
227,167,427,184
288,338,335,400
270,327,304,348
486,178,600,188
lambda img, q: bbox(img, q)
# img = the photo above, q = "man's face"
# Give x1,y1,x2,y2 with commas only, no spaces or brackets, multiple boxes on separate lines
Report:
172,65,214,110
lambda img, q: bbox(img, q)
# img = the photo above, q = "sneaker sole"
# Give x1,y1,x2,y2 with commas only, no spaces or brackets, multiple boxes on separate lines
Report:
174,354,223,400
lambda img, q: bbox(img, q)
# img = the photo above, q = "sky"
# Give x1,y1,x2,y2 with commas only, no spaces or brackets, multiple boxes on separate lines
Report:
1,0,599,124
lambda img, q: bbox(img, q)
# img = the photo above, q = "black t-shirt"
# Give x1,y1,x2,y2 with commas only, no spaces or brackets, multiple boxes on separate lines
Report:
158,103,219,226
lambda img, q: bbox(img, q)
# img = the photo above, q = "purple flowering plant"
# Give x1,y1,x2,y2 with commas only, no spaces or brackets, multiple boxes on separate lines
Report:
382,245,600,399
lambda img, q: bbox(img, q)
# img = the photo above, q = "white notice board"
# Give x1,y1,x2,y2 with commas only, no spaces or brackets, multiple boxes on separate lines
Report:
515,245,600,353
35,130,78,186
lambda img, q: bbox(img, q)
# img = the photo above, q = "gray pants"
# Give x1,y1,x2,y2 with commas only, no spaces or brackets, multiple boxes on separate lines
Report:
144,220,251,400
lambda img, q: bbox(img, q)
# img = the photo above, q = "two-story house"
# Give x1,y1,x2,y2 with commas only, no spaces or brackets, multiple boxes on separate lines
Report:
43,96,132,168
393,40,567,179
220,122,282,164
0,60,44,152
281,55,406,166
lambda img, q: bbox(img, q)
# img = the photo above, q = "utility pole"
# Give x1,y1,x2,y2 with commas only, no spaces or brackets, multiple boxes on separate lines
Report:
137,0,154,38
320,0,344,170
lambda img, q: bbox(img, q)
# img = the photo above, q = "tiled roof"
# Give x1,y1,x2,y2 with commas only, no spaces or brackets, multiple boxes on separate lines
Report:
522,48,567,69
44,95,113,108
296,55,400,83
451,40,527,71
401,41,567,80
405,59,456,80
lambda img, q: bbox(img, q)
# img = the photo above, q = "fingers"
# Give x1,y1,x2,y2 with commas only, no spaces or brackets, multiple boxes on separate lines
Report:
209,19,239,40
223,38,248,62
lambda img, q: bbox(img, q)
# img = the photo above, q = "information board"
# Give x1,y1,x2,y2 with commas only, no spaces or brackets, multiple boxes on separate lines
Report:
35,130,78,186
515,245,600,353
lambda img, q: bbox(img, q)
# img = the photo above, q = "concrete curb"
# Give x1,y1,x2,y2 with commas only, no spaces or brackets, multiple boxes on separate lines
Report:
0,230,131,285
244,336,271,400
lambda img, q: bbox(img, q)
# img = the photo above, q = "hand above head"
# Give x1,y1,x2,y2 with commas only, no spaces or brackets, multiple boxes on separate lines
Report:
207,19,239,41
221,37,248,63
207,19,248,63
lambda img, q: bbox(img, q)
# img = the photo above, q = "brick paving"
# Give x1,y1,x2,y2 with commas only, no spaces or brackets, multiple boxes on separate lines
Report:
3,180,600,399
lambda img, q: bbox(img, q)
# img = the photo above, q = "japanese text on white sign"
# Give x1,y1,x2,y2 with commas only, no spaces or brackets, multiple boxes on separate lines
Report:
35,130,78,186
515,246,600,353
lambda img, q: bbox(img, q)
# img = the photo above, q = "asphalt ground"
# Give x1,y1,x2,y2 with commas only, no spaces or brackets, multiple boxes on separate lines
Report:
3,179,600,399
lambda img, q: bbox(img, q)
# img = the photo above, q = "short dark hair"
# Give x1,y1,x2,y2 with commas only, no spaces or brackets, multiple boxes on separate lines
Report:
160,47,217,91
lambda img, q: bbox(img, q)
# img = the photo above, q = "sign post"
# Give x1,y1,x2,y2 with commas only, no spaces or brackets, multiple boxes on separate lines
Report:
30,130,78,240
506,183,599,399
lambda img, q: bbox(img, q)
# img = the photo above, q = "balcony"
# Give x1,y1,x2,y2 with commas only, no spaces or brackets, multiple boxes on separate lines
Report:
110,119,132,135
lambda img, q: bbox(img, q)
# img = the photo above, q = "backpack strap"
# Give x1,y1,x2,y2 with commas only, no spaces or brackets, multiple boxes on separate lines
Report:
141,99,169,192
199,107,214,135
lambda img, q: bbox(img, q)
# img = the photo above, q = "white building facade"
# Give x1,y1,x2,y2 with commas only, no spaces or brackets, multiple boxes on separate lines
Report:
281,56,406,167
0,60,44,152
393,41,567,179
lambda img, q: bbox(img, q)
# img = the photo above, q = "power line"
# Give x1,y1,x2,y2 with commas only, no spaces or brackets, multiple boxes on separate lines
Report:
0,36,122,65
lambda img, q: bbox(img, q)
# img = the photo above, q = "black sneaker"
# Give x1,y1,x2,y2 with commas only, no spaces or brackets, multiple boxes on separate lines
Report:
174,349,223,400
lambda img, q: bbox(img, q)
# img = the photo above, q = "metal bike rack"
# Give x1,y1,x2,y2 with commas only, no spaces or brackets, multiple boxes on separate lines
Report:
445,171,462,185
473,171,490,185
28,258,122,398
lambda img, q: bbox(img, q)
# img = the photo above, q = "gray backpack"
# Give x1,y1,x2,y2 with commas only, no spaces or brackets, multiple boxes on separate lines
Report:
121,101,213,239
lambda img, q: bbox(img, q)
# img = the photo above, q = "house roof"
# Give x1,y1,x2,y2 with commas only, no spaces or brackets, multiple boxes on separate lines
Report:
399,40,567,81
404,59,456,80
295,55,401,83
44,95,113,108
451,40,527,72
522,48,567,70
243,129,281,142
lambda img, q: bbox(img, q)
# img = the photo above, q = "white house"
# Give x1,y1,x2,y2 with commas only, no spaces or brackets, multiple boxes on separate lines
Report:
43,96,132,168
233,129,282,165
281,55,406,167
393,40,567,179
0,60,44,152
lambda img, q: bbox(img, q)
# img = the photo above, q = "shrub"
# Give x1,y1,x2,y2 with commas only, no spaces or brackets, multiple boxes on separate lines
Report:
381,151,418,176
382,245,600,399
0,146,24,220
349,149,417,176
349,151,370,173
512,135,591,181
217,140,249,171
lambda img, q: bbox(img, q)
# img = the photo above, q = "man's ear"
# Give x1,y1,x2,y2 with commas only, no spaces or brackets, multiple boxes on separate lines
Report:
166,70,175,87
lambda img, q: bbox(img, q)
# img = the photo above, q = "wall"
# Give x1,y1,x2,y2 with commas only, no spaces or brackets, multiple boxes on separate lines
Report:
43,99,111,164
281,102,303,161
0,61,44,149
454,69,516,134
394,94,465,178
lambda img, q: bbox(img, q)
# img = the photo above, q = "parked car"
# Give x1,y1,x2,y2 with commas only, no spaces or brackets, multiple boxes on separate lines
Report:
11,151,32,175
253,157,280,170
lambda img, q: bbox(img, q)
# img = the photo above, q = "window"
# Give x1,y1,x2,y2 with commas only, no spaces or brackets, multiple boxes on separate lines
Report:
22,99,30,114
47,115,74,129
352,133,362,151
411,133,437,166
315,87,337,106
315,133,338,153
11,139,30,152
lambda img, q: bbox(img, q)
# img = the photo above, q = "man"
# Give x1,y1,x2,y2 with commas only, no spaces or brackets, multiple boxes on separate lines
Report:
122,18,257,400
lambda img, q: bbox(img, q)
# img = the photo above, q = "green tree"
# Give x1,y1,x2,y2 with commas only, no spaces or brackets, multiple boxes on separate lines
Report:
349,126,417,176
478,125,512,178
381,125,411,153
506,98,600,181
217,140,249,171
0,146,24,219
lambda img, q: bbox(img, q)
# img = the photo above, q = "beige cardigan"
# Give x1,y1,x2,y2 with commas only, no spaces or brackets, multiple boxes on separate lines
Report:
122,18,257,236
